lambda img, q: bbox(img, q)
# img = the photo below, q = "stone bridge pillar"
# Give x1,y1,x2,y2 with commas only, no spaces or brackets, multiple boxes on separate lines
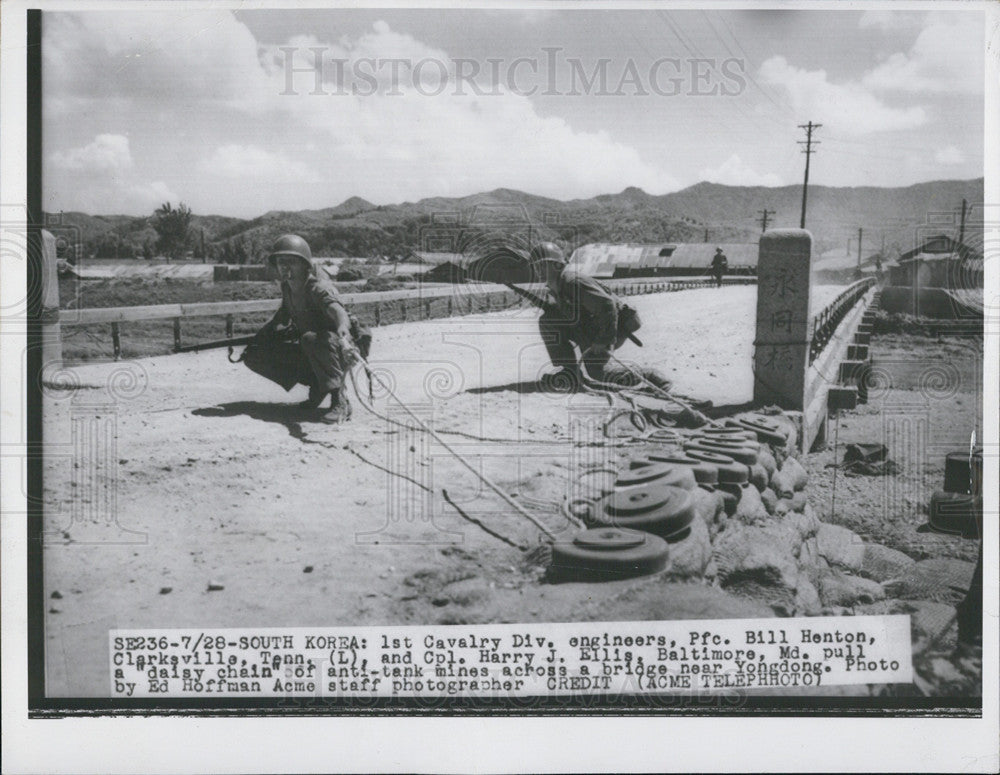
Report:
753,229,813,410
39,229,63,369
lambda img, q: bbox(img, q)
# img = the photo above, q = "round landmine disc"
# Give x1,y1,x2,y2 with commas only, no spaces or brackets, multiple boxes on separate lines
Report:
615,463,696,491
661,523,693,544
684,449,749,484
596,485,696,537
701,427,756,442
695,432,760,450
684,440,758,466
572,527,648,550
550,528,669,580
645,453,718,486
603,483,680,516
698,435,761,454
730,415,788,445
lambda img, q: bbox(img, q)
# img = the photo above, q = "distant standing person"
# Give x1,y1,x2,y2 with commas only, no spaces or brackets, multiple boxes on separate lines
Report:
711,247,728,288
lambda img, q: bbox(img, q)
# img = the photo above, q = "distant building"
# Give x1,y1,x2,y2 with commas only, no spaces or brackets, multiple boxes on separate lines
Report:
409,247,533,284
568,242,757,279
881,234,984,318
890,234,983,290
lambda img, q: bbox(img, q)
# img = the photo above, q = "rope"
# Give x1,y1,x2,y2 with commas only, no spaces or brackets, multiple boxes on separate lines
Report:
347,368,566,445
441,488,529,551
345,445,431,493
607,353,724,428
348,356,559,541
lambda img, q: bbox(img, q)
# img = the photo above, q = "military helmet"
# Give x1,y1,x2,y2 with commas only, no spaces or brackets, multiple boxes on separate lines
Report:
268,233,313,267
530,241,565,263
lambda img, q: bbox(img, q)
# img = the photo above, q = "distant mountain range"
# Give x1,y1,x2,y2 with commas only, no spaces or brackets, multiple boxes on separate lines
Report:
51,177,984,261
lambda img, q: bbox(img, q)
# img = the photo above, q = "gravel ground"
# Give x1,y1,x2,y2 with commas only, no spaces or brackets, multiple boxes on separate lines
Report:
803,333,983,563
41,286,975,700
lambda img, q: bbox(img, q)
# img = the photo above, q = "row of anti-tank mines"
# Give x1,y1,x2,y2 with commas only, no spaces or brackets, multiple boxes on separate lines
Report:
548,413,809,581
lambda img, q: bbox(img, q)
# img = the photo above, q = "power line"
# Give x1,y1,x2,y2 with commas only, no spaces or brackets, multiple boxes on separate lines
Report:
797,121,821,228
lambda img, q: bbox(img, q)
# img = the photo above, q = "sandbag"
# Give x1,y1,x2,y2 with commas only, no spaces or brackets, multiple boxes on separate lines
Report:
781,457,808,491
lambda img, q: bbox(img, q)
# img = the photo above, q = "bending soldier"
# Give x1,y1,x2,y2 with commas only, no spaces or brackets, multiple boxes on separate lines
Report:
243,234,367,424
533,242,670,392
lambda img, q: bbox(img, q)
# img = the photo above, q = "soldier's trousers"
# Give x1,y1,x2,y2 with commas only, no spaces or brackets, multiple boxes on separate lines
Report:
538,310,609,379
538,310,670,389
243,331,347,393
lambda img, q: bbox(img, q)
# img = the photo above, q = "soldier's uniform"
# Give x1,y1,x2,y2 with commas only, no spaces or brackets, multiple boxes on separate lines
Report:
243,234,367,423
534,243,669,391
540,265,620,380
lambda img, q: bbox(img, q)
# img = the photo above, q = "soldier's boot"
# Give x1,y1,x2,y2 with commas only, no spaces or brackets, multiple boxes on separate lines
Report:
299,384,327,410
540,364,581,394
641,368,673,393
320,387,353,424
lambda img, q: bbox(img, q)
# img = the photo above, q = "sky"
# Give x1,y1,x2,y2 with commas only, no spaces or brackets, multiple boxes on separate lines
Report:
42,6,986,218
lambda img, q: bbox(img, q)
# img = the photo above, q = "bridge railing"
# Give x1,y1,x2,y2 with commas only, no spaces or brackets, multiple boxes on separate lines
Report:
808,277,877,364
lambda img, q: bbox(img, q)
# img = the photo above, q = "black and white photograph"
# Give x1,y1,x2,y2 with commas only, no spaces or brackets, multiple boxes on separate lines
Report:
2,0,997,771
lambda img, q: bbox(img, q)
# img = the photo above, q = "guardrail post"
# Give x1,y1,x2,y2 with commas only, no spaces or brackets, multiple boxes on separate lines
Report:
447,297,453,317
754,229,813,410
374,301,382,326
111,323,121,360
400,300,407,321
173,318,182,351
225,314,233,339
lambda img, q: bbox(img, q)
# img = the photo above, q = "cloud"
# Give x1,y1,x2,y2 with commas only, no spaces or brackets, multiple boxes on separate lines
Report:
858,11,925,32
46,134,176,214
759,56,927,135
862,12,983,94
50,134,132,174
197,145,319,181
44,13,676,214
43,11,263,105
698,154,782,187
934,145,965,165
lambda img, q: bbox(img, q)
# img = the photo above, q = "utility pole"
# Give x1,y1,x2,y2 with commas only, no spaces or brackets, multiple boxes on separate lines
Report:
797,121,821,228
857,227,863,269
958,198,967,247
757,208,775,233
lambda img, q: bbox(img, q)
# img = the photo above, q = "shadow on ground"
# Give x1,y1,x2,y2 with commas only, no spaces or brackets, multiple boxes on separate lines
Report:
192,401,315,442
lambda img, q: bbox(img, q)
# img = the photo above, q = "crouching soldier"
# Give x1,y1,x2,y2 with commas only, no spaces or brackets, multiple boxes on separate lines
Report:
242,234,371,424
532,242,670,393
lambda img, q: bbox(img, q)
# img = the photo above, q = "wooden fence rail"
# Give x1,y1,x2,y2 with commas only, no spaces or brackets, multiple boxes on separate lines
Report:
58,276,756,360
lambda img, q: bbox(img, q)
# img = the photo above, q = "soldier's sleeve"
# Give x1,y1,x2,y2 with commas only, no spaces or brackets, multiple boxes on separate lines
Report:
263,286,291,331
570,274,618,345
309,280,352,336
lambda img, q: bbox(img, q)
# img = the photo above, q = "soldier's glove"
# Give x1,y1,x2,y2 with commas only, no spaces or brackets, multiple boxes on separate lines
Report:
339,332,361,368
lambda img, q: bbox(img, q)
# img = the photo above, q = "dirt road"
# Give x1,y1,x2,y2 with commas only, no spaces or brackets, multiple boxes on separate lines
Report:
43,284,854,696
